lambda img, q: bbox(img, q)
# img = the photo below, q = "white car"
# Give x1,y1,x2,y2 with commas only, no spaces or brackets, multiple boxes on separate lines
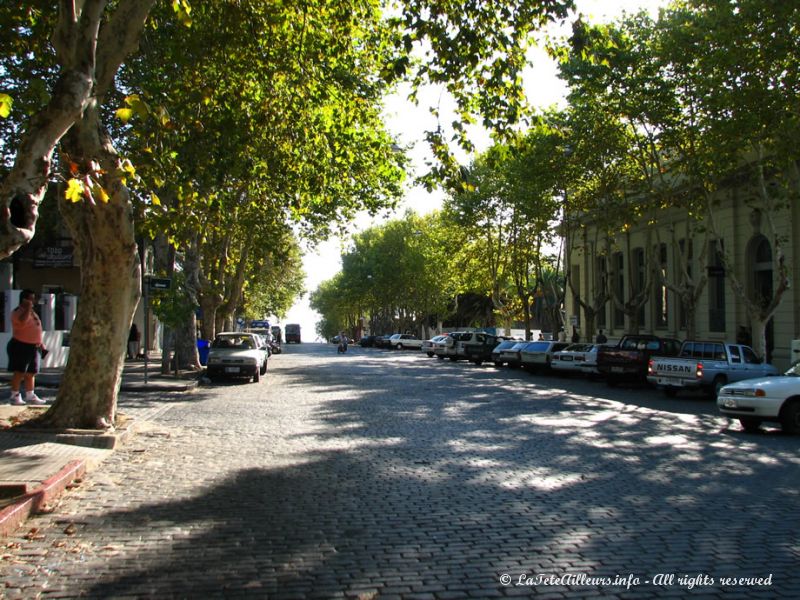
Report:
389,333,424,350
716,363,800,434
551,343,604,376
520,341,571,372
206,332,269,383
422,335,448,357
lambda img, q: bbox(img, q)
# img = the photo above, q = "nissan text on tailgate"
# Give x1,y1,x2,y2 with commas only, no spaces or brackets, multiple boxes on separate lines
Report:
647,341,778,398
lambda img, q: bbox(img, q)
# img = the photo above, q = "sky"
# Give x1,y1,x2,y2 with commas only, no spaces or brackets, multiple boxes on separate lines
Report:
279,0,669,341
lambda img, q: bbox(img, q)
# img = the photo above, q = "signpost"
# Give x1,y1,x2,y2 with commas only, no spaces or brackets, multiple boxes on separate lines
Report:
143,276,172,384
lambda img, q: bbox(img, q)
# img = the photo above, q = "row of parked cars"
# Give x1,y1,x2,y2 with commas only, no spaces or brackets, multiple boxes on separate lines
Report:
364,331,800,435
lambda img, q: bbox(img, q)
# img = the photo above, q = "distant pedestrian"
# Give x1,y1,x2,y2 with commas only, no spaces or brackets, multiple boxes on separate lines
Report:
595,329,608,344
128,323,141,359
7,289,46,406
571,326,580,343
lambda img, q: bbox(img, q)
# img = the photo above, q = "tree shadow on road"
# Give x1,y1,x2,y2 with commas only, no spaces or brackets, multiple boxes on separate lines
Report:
70,349,800,598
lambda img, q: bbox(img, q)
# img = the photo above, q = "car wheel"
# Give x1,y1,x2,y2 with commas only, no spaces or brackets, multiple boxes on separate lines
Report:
663,386,678,397
606,376,618,387
396,343,403,350
710,376,727,399
253,369,260,383
472,360,483,366
779,400,800,435
494,361,503,368
427,352,434,357
437,355,444,360
260,361,267,375
739,417,762,433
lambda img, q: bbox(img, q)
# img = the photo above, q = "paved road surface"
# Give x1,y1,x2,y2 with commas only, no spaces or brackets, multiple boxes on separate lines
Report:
2,343,798,598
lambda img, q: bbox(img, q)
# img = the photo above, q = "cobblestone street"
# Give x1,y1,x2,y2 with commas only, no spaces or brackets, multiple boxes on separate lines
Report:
2,344,799,599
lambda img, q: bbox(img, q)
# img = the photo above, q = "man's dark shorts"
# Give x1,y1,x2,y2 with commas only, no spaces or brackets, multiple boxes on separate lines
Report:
7,338,40,374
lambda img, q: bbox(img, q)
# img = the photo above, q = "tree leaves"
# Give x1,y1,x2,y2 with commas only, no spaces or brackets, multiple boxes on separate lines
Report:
0,93,11,118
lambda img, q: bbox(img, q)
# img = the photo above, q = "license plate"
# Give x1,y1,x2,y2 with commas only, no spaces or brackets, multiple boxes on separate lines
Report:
611,367,624,373
658,378,680,386
561,356,573,361
225,366,240,373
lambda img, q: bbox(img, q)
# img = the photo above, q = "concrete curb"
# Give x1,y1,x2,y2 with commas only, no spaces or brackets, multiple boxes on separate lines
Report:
0,459,86,537
8,412,144,450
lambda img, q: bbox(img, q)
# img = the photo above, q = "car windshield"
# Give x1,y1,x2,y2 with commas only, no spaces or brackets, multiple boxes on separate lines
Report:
564,343,592,352
785,362,800,376
212,335,255,349
525,342,550,351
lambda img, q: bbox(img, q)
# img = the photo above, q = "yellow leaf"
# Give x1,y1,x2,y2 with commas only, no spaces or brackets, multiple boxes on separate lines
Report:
151,192,161,206
65,179,84,203
121,159,136,178
0,93,12,119
116,108,134,122
92,184,110,203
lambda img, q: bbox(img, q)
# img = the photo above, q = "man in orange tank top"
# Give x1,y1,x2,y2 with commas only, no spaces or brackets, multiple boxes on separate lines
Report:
7,289,47,405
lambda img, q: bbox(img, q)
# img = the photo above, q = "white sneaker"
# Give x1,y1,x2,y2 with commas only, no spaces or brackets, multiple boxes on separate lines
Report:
25,393,46,405
10,393,25,406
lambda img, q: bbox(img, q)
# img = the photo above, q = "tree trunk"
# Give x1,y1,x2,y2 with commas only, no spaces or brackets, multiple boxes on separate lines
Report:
0,1,107,258
200,295,220,339
38,105,140,429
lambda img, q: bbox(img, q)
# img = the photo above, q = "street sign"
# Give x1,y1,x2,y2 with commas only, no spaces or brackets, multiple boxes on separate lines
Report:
250,319,270,328
148,277,172,290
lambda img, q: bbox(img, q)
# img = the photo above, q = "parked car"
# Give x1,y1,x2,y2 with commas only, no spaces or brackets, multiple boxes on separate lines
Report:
374,335,392,349
491,340,523,367
452,332,500,361
359,335,377,347
648,341,778,398
551,343,605,376
422,335,448,357
495,341,529,368
462,334,508,366
717,362,800,434
433,333,454,359
520,341,571,372
597,334,682,385
206,332,269,383
389,333,424,350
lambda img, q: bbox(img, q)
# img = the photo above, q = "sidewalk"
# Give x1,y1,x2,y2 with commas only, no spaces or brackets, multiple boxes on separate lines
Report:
0,355,201,536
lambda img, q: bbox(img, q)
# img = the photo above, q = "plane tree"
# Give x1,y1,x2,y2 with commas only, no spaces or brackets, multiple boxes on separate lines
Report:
658,0,800,358
1,0,575,428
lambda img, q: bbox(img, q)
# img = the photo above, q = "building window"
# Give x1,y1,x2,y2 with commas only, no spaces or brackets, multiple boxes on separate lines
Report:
677,239,693,329
571,264,581,322
633,247,646,327
655,243,668,328
596,256,608,329
708,240,726,332
613,252,625,328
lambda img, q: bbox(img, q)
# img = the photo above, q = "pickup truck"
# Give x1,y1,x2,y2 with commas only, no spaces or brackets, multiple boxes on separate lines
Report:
597,335,682,385
717,362,800,434
647,341,779,398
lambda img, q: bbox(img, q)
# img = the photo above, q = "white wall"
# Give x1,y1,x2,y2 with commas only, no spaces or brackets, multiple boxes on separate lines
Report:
0,331,69,369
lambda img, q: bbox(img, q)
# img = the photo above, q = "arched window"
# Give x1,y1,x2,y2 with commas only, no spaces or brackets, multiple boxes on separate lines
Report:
748,235,773,308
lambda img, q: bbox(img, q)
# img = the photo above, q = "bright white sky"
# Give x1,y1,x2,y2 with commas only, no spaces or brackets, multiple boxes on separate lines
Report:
280,0,669,340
